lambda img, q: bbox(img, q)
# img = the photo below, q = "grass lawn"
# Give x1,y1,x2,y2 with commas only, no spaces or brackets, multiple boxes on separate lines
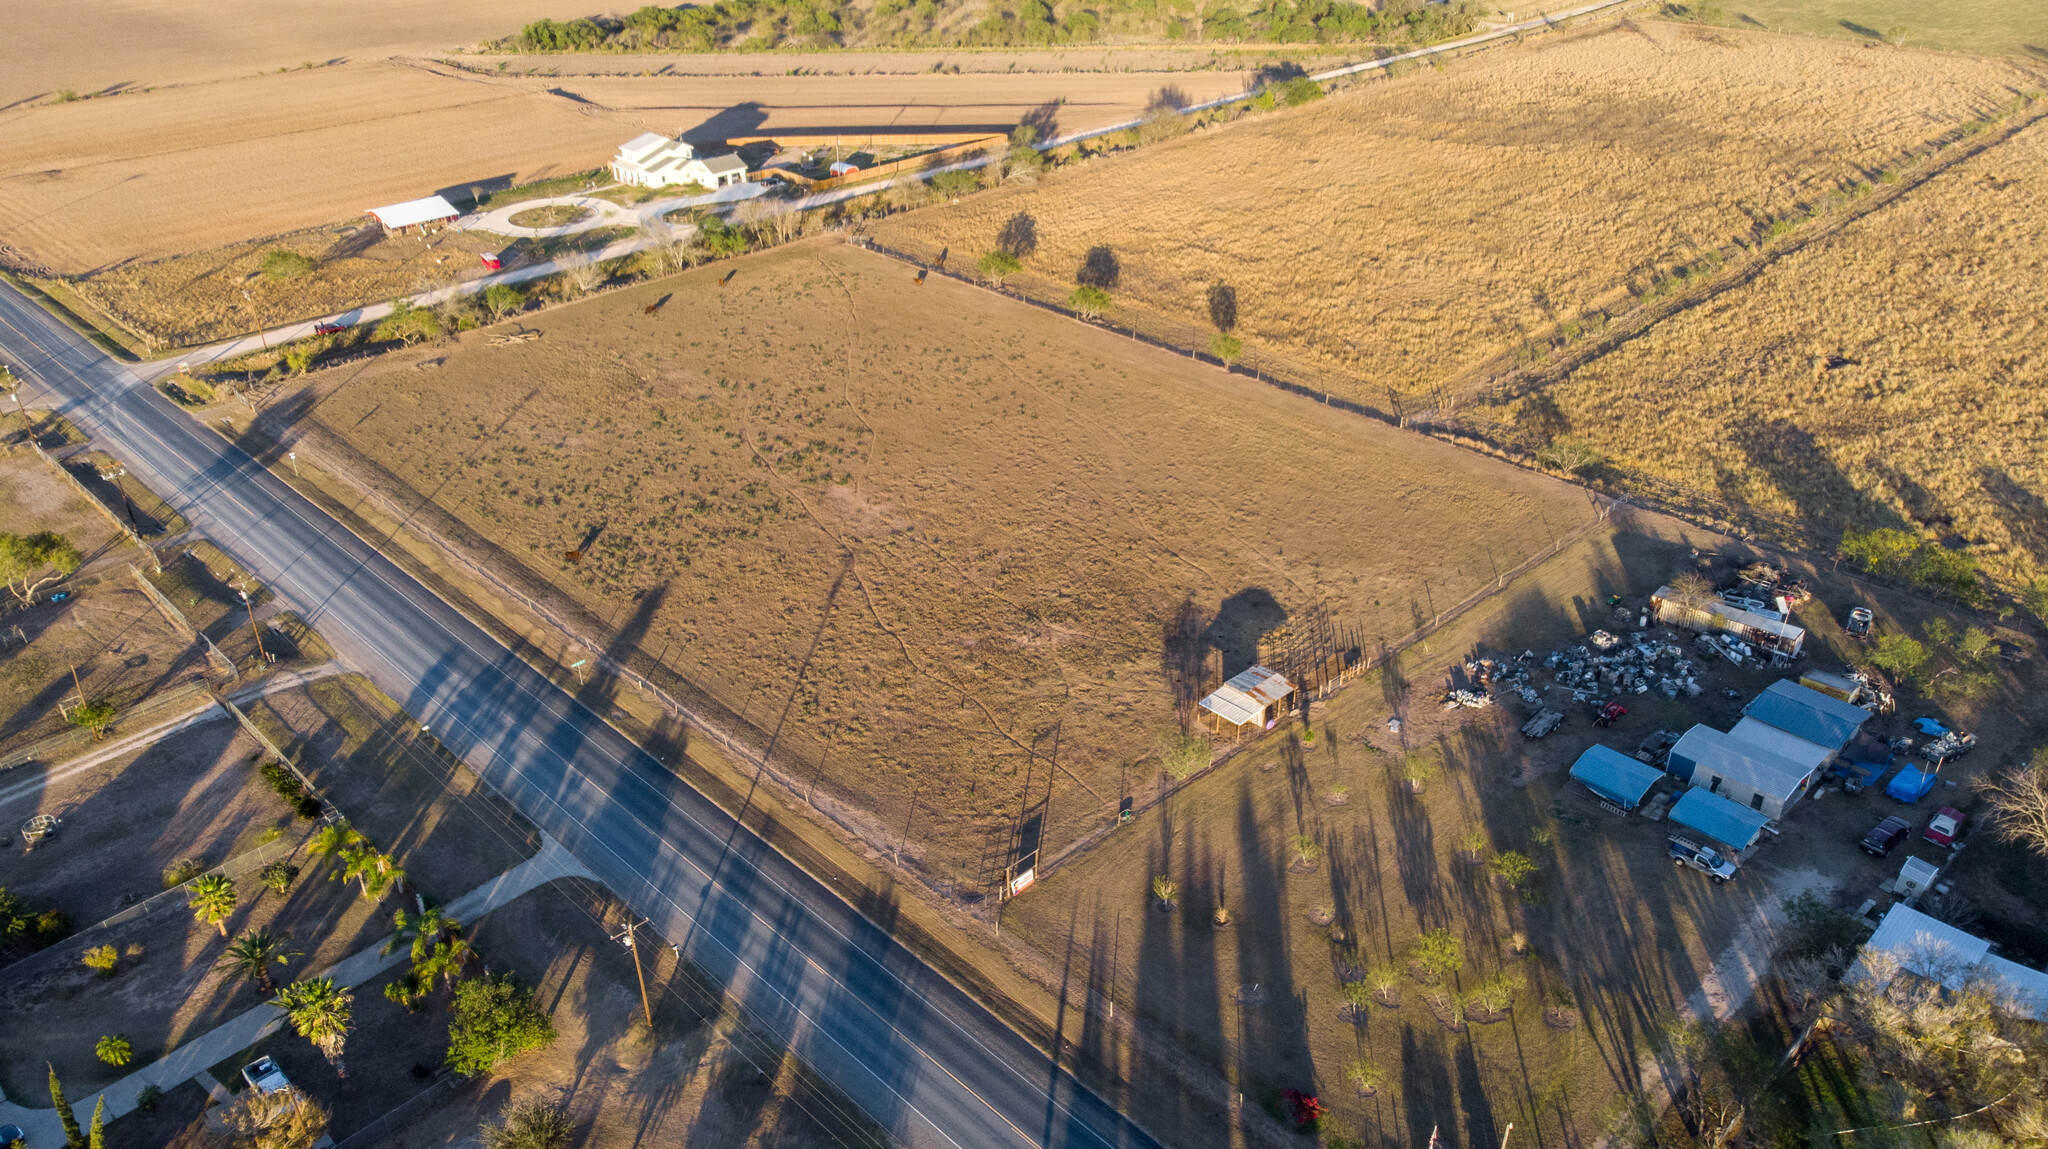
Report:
1711,0,2048,57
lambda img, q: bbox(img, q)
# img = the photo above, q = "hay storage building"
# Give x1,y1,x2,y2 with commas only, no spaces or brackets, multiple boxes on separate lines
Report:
1196,666,1295,741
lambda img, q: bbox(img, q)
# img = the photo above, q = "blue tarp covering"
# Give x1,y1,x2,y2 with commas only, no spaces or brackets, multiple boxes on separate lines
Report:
1670,788,1771,850
1744,680,1869,751
1887,766,1937,803
1569,745,1664,809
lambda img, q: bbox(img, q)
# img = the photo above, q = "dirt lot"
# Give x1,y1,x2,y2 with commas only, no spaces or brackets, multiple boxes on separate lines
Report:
204,878,878,1147
0,452,209,757
1498,108,2048,578
867,21,2045,405
249,237,1595,894
1000,507,2047,1147
0,673,536,1104
0,56,1251,276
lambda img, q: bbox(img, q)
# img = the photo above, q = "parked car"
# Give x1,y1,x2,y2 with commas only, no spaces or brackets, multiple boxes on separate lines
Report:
1,1122,25,1148
313,322,346,336
241,1056,290,1095
1923,806,1965,847
1845,606,1874,637
1860,816,1913,857
1668,835,1737,884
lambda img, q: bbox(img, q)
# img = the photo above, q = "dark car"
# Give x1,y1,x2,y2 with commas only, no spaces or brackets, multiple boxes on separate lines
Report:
1,1122,25,1148
1860,816,1913,857
313,322,347,336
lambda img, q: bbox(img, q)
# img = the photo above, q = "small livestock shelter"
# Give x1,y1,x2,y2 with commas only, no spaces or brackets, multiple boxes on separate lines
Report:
368,195,460,233
1667,724,1815,819
1196,666,1295,741
1668,787,1771,853
1649,586,1806,657
1853,904,2048,1021
1742,680,1870,757
1568,744,1664,810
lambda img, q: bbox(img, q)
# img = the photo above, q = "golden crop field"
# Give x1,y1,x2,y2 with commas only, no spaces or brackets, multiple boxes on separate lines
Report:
867,20,2045,405
0,57,1249,275
1516,116,2048,579
259,239,1596,889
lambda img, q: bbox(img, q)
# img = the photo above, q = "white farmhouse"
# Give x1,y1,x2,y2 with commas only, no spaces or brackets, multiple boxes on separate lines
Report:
608,133,749,190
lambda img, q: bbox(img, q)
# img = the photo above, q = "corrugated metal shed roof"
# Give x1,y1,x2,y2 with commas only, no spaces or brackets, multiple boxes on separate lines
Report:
1197,666,1292,728
1982,955,2048,1020
1728,717,1831,774
367,195,460,229
1672,725,1810,799
1744,680,1869,751
1568,745,1663,808
1669,787,1771,850
1855,905,2048,1019
1651,587,1807,645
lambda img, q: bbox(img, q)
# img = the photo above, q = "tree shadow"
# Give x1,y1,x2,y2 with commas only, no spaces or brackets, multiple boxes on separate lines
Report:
1977,467,2048,566
1728,418,1912,538
1838,19,1885,40
1204,587,1288,681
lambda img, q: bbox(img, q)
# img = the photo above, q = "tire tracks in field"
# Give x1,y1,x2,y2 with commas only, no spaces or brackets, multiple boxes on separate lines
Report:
777,251,1101,801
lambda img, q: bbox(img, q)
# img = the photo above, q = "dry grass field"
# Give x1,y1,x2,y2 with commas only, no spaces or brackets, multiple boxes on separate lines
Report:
1715,0,2048,58
252,239,1596,892
1501,115,2048,577
866,21,2046,404
0,56,1250,276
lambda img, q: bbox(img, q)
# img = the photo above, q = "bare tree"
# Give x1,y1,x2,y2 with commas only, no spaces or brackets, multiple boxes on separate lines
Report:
1668,571,1716,613
1979,752,2048,859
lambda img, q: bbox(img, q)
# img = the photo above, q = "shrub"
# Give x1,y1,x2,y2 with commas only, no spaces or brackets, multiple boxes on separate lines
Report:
1472,970,1523,1014
81,944,119,976
96,1035,133,1067
281,336,332,374
1346,1058,1385,1092
0,888,71,951
1068,285,1113,319
135,1084,162,1113
1150,875,1179,907
1277,77,1325,106
1292,833,1322,866
374,300,442,346
930,169,979,199
696,216,750,257
1535,436,1605,474
1909,545,1985,606
1412,928,1465,980
296,795,323,820
261,250,316,281
1870,634,1929,682
1782,891,1863,959
446,974,556,1077
1840,527,1921,578
482,285,526,321
1158,732,1210,781
68,699,116,740
1401,752,1439,784
976,250,1021,284
260,861,301,893
1208,333,1242,365
1489,850,1537,889
483,1099,574,1149
162,858,205,889
261,761,302,799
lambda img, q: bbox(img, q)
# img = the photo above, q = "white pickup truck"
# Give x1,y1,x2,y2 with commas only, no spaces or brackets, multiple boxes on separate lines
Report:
1668,835,1737,884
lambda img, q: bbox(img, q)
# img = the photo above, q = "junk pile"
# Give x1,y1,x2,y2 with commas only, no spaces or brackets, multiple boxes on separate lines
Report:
1737,562,1812,607
1542,639,1699,701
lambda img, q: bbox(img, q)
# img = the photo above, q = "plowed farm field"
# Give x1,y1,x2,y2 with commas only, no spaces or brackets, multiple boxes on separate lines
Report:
254,239,1597,892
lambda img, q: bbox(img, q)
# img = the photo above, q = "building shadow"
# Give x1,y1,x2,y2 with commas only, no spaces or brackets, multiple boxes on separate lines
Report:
681,102,771,145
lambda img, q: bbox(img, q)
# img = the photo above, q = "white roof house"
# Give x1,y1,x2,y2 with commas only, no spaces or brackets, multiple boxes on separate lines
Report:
1197,666,1294,736
367,195,461,230
1852,903,2048,1020
610,134,748,189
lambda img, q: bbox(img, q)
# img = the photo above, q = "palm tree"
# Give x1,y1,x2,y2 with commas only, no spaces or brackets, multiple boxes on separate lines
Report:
272,978,353,1077
335,844,376,894
306,824,363,868
188,873,238,937
360,854,405,901
217,927,301,993
415,936,473,991
384,905,462,962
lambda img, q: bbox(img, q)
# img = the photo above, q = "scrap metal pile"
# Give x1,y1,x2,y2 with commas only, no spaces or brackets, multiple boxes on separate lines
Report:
1543,637,1700,701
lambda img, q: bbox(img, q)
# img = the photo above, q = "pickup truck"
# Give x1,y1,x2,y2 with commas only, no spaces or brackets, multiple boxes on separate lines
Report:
1668,835,1737,884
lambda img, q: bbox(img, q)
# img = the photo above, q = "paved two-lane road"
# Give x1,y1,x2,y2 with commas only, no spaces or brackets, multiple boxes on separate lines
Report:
0,281,1157,1149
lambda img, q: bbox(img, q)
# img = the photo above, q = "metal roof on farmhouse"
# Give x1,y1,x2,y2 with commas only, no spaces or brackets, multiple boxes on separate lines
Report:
700,153,747,174
1197,666,1292,728
367,195,460,229
1668,787,1771,851
1568,744,1663,809
1672,724,1811,799
1856,903,2048,1020
1743,679,1869,751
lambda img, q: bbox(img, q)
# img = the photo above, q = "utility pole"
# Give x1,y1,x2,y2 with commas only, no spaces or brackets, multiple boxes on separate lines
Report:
287,450,300,478
239,589,269,664
612,917,655,1029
